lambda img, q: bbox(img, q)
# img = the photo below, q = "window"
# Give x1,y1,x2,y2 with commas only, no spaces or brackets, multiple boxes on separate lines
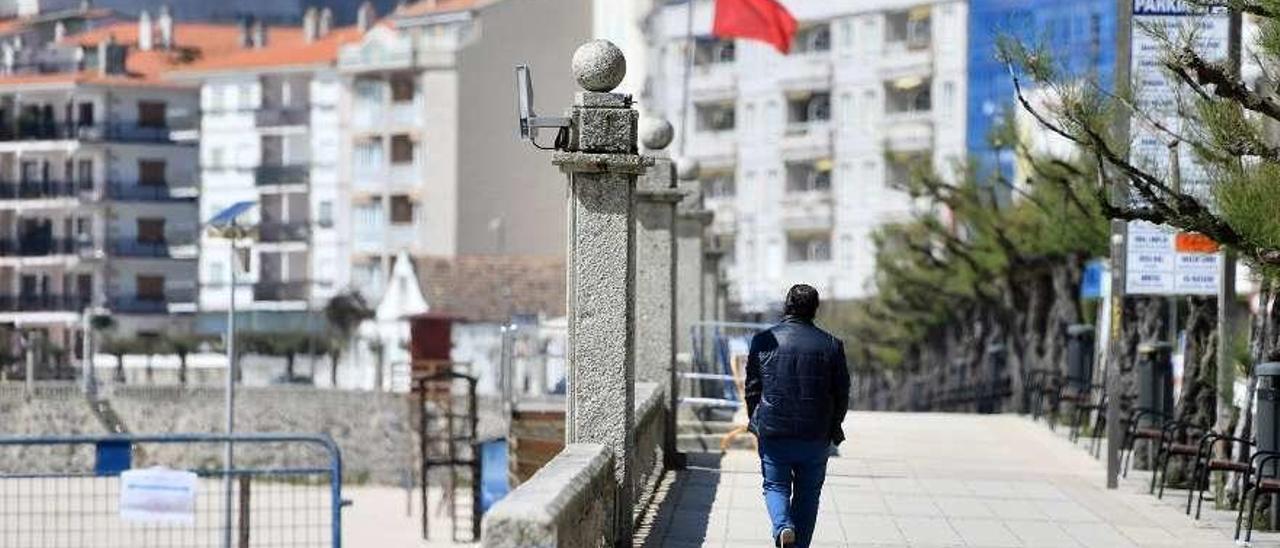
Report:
137,101,167,128
391,74,416,103
390,134,415,165
136,275,165,301
693,37,735,66
354,137,384,172
786,161,833,193
787,92,831,125
793,23,831,54
702,170,735,198
239,84,253,109
318,201,333,227
77,274,92,301
840,19,853,49
137,218,166,243
886,7,932,50
77,159,93,187
787,233,831,263
138,160,166,186
695,102,735,132
390,195,414,224
207,260,225,284
886,152,930,189
885,77,931,114
78,102,94,126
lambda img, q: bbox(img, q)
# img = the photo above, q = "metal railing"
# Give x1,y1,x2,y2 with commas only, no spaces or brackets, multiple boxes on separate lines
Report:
0,294,88,312
255,108,310,128
259,222,310,243
0,180,92,200
253,281,310,302
255,165,310,186
0,122,192,144
109,239,185,258
0,237,81,257
0,432,344,547
108,291,196,314
107,181,196,201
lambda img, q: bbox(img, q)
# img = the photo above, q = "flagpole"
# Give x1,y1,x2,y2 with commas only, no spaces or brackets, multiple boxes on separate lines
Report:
678,0,695,157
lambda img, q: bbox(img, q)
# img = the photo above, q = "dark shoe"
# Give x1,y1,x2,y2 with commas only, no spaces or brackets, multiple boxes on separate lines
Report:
777,527,796,547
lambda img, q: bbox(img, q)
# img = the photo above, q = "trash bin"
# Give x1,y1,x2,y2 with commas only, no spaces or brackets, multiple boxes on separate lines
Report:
1256,362,1280,460
1066,324,1095,392
1136,342,1174,422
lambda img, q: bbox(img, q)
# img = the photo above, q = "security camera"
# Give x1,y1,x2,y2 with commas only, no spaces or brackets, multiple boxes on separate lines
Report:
515,64,570,150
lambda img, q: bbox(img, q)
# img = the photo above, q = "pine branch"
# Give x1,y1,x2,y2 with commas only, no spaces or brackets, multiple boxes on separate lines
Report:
1171,45,1280,124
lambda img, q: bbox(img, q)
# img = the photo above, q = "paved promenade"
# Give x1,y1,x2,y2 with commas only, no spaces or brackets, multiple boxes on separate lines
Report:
636,412,1280,547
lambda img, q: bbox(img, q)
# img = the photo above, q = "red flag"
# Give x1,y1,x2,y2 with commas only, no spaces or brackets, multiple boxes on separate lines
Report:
712,0,798,54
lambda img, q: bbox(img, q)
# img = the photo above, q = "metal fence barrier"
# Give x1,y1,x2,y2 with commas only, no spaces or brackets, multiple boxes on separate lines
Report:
0,432,343,547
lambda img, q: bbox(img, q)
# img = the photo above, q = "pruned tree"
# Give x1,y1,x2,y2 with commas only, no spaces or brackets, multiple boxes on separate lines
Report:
323,291,373,389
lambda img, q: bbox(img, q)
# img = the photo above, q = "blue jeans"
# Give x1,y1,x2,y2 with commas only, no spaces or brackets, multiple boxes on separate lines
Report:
758,437,830,547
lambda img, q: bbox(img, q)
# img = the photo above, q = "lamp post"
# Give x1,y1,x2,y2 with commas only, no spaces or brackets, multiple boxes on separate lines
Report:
206,201,256,548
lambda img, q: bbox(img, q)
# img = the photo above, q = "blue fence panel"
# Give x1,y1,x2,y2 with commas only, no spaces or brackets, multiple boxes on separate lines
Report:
0,432,343,547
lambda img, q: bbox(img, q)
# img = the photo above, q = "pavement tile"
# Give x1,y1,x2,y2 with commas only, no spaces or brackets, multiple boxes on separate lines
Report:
896,516,964,546
950,518,1022,547
1004,520,1082,547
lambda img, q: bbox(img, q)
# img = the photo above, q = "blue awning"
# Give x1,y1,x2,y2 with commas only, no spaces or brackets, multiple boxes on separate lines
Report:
206,201,256,229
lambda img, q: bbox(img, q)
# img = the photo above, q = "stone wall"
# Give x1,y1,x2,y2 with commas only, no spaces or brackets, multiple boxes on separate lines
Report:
0,385,418,485
632,381,664,520
481,443,615,548
106,386,416,484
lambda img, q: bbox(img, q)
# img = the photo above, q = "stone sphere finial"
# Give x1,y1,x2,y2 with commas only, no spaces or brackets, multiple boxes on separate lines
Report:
676,158,701,181
640,117,674,151
572,40,626,92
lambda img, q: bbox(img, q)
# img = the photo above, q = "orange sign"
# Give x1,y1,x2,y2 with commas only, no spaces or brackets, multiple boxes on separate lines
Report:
1175,233,1220,254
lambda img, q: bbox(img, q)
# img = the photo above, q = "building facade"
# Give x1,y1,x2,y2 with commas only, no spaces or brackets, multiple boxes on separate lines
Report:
0,16,215,364
967,0,1115,185
648,0,969,312
173,17,359,334
337,0,588,301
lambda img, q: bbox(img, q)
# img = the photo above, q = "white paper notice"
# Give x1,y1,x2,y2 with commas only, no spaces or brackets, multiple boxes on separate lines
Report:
1126,221,1220,296
119,468,198,525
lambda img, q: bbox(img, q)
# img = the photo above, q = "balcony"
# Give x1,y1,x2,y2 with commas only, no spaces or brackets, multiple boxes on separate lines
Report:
255,165,310,186
109,289,196,314
781,191,834,231
0,122,192,144
109,237,196,258
107,181,196,201
883,113,934,151
253,281,309,302
0,180,91,200
258,222,310,243
690,63,737,101
0,294,87,312
687,131,736,162
389,102,418,127
776,55,832,90
781,122,833,160
0,237,81,257
255,108,309,128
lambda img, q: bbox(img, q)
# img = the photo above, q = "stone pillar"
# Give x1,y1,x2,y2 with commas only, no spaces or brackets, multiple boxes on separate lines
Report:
552,40,650,545
635,118,684,469
675,173,710,359
703,245,724,325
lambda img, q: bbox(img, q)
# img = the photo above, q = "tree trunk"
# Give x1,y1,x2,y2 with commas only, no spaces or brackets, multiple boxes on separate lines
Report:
114,356,125,384
330,351,340,388
286,353,295,382
178,353,188,385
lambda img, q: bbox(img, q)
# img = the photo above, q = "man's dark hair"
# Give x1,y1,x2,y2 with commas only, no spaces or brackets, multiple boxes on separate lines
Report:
783,284,820,319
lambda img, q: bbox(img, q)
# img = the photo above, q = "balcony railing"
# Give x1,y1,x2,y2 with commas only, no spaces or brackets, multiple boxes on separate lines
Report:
0,294,88,312
253,281,309,302
255,108,310,128
109,236,196,258
0,180,91,200
258,222,310,243
255,165,310,185
107,181,197,201
0,122,192,144
0,237,81,257
109,290,196,314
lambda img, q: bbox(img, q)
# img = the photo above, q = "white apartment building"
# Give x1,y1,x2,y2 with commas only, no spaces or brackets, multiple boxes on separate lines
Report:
649,0,968,313
171,15,356,334
0,16,204,360
337,0,589,301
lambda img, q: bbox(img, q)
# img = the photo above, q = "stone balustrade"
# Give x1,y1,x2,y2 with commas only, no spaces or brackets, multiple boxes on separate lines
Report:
481,443,615,547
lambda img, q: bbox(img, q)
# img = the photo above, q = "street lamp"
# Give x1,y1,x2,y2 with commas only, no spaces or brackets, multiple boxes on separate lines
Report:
205,200,256,548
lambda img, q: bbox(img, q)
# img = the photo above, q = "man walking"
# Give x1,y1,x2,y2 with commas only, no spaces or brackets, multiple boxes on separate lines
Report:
745,284,850,548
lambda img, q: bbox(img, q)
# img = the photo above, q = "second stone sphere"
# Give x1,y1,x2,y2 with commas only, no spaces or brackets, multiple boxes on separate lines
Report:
572,40,626,92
